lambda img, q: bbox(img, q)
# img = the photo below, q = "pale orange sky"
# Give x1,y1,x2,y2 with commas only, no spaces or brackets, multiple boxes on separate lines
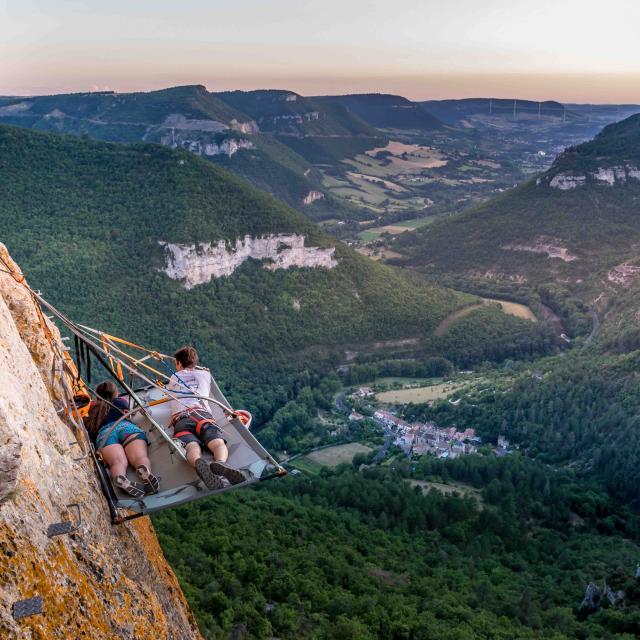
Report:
2,0,640,103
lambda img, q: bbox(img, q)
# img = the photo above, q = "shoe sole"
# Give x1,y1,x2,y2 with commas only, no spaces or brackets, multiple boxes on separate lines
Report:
136,466,160,494
114,476,145,499
195,459,224,490
209,461,247,485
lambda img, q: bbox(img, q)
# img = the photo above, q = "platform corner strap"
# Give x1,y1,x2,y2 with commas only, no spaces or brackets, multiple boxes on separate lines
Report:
47,503,82,538
12,596,43,620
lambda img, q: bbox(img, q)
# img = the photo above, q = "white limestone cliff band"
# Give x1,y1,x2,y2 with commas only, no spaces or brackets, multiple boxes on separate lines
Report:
545,165,640,189
160,234,338,289
548,174,586,190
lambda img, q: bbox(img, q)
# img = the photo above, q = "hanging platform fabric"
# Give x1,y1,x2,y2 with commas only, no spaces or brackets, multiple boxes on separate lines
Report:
101,379,284,519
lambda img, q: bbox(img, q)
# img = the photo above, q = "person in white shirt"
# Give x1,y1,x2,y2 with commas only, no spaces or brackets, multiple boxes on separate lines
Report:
167,346,246,489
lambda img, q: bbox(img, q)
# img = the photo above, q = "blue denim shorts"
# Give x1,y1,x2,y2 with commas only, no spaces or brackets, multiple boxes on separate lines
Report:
97,420,148,449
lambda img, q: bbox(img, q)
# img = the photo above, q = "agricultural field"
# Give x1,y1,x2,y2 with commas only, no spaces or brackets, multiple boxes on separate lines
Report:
316,131,524,239
317,139,453,219
287,456,322,475
376,381,463,404
364,141,449,171
357,216,435,243
306,443,373,467
407,479,483,506
434,298,536,336
486,298,537,321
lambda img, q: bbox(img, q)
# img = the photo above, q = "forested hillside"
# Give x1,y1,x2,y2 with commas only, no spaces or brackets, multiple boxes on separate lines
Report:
313,93,443,131
0,85,339,212
0,124,505,425
216,90,386,164
393,113,640,336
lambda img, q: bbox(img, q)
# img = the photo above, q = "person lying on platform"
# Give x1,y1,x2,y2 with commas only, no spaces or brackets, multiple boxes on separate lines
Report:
85,381,160,498
167,346,247,489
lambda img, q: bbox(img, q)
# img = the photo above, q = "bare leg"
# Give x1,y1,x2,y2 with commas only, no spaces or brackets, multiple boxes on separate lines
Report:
124,439,151,471
206,438,228,463
101,444,128,479
185,441,202,468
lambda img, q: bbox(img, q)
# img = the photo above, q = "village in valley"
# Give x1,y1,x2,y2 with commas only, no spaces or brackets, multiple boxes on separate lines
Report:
348,384,510,460
286,375,513,476
372,407,479,459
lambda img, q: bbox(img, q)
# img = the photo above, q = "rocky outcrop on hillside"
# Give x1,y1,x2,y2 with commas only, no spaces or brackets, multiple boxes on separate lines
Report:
579,581,625,617
608,262,640,286
230,119,259,134
302,190,325,205
502,237,577,262
159,234,338,289
162,136,255,158
0,245,201,640
542,164,640,190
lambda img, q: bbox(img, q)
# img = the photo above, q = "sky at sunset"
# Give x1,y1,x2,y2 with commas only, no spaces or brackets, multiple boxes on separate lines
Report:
2,0,640,102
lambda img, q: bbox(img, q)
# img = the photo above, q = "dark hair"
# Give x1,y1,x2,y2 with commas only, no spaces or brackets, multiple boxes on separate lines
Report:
84,380,118,437
174,346,198,369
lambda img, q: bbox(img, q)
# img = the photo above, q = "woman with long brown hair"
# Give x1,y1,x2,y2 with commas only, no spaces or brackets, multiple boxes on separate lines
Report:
85,381,159,498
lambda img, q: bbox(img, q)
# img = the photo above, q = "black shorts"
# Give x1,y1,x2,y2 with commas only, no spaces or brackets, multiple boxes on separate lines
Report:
173,409,226,447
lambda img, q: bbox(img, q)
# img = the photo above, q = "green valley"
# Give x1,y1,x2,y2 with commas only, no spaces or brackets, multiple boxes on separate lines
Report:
0,123,550,430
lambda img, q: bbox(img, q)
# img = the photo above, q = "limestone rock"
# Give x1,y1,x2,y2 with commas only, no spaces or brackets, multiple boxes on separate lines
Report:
159,234,338,289
303,190,325,206
578,582,602,615
548,173,586,190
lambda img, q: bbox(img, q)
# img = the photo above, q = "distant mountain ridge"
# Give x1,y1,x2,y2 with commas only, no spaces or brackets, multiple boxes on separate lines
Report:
0,84,256,138
215,89,379,137
421,98,578,124
313,93,443,130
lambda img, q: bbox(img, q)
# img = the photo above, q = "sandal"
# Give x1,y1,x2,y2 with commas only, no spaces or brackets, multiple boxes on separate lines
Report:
209,460,249,486
114,475,145,498
136,465,160,494
195,458,224,490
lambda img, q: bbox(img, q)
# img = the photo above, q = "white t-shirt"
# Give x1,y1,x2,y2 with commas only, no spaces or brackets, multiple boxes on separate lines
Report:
166,368,212,416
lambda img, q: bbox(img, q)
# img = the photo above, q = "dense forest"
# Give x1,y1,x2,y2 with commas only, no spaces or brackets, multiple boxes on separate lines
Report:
155,456,640,639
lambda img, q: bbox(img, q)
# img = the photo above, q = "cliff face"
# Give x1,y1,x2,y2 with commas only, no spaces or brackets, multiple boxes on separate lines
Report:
159,234,338,289
0,245,202,640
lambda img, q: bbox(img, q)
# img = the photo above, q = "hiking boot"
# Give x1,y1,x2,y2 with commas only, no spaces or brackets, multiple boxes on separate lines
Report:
114,475,145,498
209,460,250,485
136,465,160,495
195,458,224,490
